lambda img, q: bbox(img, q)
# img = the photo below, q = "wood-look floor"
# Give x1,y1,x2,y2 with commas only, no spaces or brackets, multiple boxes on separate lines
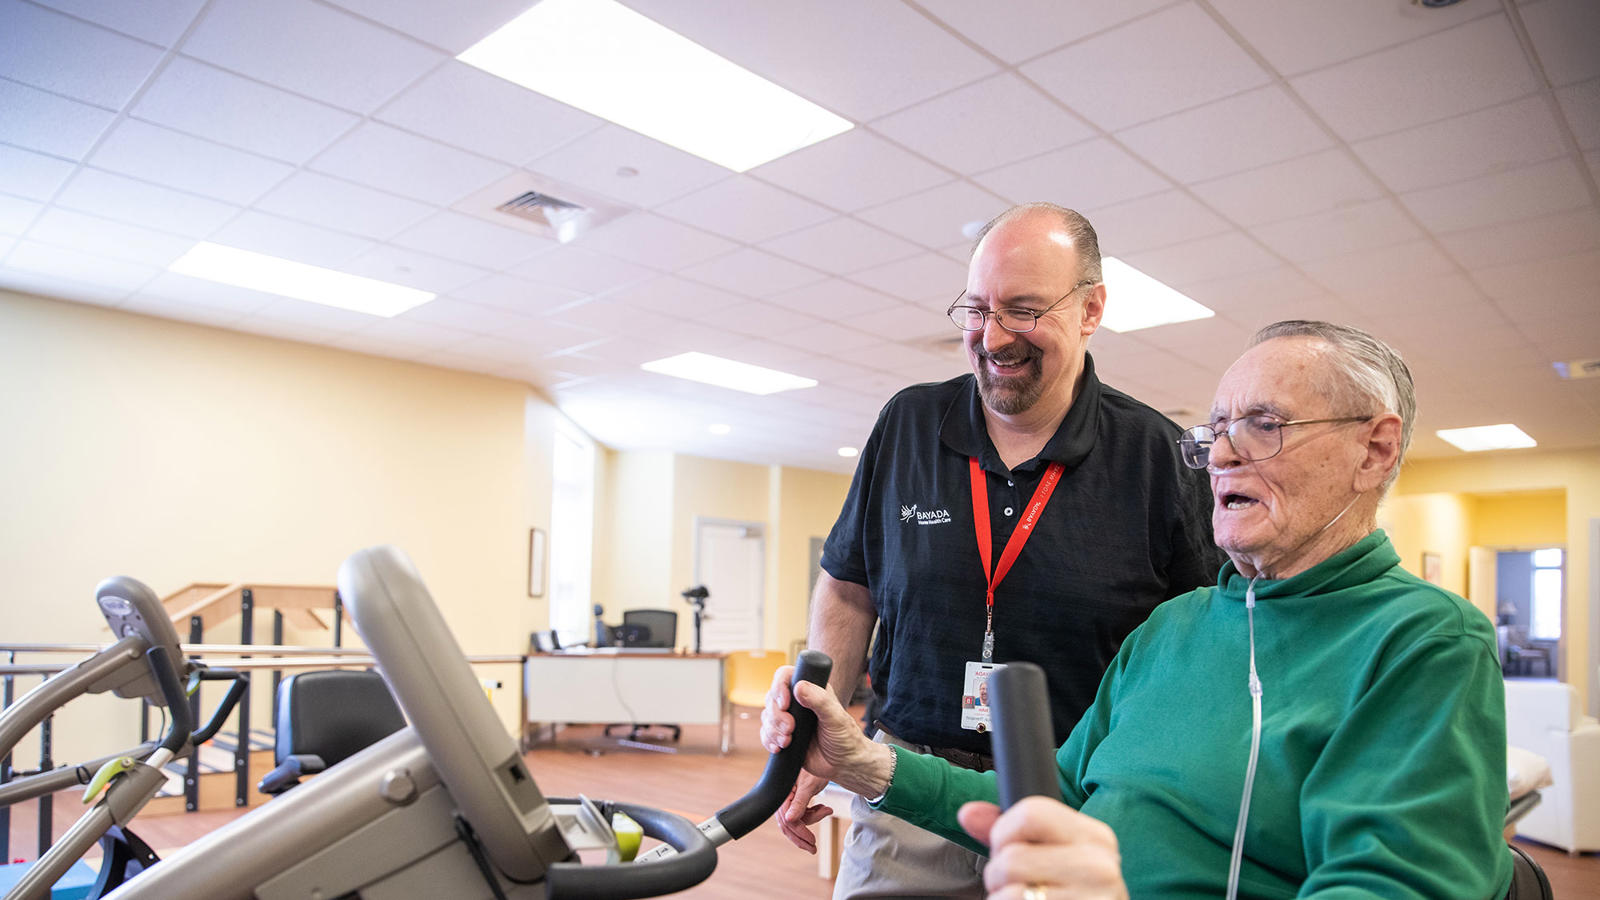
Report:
7,713,1597,898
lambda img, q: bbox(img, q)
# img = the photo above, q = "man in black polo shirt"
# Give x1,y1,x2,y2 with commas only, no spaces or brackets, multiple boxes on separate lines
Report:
773,203,1219,898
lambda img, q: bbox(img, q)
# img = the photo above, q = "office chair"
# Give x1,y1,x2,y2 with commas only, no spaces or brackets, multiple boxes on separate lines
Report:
621,609,678,649
258,669,407,795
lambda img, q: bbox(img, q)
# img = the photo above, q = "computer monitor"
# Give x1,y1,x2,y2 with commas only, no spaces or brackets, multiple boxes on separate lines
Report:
620,609,678,649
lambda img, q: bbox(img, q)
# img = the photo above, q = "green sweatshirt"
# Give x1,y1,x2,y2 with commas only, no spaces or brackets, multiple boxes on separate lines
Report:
880,531,1512,899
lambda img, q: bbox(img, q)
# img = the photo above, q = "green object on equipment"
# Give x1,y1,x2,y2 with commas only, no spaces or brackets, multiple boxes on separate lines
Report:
612,811,643,862
83,756,138,804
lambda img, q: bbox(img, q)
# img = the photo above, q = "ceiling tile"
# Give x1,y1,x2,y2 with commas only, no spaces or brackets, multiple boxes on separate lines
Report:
679,247,825,297
750,129,950,213
655,176,836,244
1439,207,1600,269
5,240,158,291
1250,198,1423,263
918,0,1172,65
528,125,733,209
578,212,737,271
1399,157,1590,234
1470,247,1600,305
848,252,967,305
872,73,1095,173
1180,265,1336,320
131,58,359,164
1208,0,1493,76
1351,95,1567,194
696,299,822,338
32,0,207,46
0,266,130,306
0,78,117,159
1121,85,1333,184
549,297,679,339
1337,271,1486,318
1289,15,1538,141
1298,239,1461,297
120,293,244,329
343,245,489,294
134,271,279,314
1189,149,1384,227
182,0,444,113
448,273,585,316
57,168,239,241
1121,231,1279,287
1520,0,1600,87
26,207,193,267
839,300,949,343
252,170,436,242
389,209,554,269
0,194,44,235
624,0,997,123
310,121,512,206
607,275,745,318
1084,190,1232,255
511,244,655,295
400,296,594,348
767,319,884,354
761,217,923,275
320,0,530,54
767,278,902,321
232,314,345,346
1022,3,1271,132
0,144,76,201
344,315,475,351
248,296,378,333
973,138,1170,211
0,1,162,108
855,182,1009,251
210,210,376,268
1556,77,1600,150
88,119,294,205
374,62,603,165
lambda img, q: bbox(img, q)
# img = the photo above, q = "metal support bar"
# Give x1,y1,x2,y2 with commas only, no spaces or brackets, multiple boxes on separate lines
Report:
38,715,53,856
236,589,253,807
271,610,284,730
2,650,13,862
332,591,344,648
186,615,202,813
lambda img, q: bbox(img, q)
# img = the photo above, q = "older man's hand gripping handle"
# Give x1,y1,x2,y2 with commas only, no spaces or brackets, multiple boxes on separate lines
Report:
714,649,832,840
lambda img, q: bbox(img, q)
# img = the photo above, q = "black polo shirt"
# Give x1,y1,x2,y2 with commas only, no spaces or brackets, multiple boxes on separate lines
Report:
821,355,1221,755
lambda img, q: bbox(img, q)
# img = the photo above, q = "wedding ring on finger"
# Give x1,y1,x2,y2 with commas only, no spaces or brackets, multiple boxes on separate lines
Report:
1023,885,1047,900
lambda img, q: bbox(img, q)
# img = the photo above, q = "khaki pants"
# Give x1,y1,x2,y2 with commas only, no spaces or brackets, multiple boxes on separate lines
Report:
831,731,987,900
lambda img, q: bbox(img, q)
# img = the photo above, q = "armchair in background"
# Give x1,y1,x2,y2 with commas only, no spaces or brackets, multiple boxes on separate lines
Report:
1504,678,1600,854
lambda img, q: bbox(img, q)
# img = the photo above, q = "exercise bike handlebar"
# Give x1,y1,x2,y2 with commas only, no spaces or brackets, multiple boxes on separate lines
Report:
713,649,830,839
989,662,1058,810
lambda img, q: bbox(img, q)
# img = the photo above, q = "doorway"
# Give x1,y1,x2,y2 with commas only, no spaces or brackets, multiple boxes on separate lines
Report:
692,517,765,651
1493,546,1564,679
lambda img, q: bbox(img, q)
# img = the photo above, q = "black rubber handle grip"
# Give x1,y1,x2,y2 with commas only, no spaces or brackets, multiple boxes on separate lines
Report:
990,662,1057,810
544,802,716,899
713,649,832,840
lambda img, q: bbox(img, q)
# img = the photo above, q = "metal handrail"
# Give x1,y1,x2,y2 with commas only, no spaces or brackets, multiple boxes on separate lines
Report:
1,653,523,677
0,643,379,656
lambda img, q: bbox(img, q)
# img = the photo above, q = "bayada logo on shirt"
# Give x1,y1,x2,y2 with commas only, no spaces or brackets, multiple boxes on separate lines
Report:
900,502,951,526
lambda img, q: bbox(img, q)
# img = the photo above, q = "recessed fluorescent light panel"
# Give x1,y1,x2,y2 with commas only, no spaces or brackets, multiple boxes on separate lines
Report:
838,446,860,458
641,352,817,395
1098,257,1214,333
1436,424,1537,452
708,423,732,435
169,243,434,318
457,0,853,172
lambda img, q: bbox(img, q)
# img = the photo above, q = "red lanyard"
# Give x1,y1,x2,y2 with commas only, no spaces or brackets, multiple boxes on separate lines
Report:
969,457,1064,659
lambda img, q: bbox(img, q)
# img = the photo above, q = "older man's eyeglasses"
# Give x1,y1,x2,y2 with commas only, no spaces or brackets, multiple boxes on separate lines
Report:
947,280,1096,334
1178,414,1373,469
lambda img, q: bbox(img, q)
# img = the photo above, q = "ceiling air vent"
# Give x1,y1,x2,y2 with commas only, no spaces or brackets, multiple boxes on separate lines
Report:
454,173,627,244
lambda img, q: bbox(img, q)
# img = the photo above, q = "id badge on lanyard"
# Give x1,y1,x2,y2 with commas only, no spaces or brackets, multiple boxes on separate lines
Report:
961,457,1063,732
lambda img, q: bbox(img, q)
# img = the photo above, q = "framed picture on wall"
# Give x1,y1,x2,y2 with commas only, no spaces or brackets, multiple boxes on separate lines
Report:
529,527,547,597
1422,551,1442,586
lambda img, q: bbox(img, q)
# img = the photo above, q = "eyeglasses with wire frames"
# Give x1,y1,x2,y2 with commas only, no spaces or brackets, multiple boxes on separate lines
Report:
1178,414,1373,470
946,279,1097,334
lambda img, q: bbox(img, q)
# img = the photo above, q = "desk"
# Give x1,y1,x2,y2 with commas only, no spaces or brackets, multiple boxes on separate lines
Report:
524,650,730,752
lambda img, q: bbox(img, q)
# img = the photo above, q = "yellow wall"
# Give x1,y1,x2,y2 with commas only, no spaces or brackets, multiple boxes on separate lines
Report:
590,446,675,633
1380,492,1475,599
771,466,854,648
1390,449,1600,711
1,290,554,756
1471,490,1567,548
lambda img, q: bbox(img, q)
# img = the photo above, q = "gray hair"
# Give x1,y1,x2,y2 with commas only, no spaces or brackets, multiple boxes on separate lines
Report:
1251,320,1415,492
972,202,1103,285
